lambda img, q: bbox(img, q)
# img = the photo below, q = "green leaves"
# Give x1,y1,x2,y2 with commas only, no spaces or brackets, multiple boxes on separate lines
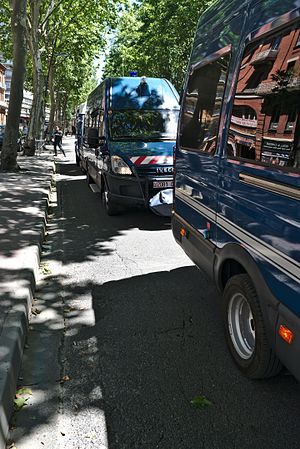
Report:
191,395,213,409
14,388,32,411
14,397,28,411
104,0,213,90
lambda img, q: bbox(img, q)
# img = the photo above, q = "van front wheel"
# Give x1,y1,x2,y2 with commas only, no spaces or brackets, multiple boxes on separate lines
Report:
223,274,282,379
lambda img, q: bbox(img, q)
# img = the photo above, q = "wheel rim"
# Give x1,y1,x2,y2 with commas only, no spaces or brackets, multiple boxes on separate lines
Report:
227,292,255,360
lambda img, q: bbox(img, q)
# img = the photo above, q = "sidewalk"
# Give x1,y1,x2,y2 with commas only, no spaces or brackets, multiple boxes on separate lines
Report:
0,147,56,449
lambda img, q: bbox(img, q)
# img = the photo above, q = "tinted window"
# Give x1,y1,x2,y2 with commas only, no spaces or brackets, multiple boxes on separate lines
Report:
227,23,300,170
111,78,179,111
109,110,179,140
180,54,230,153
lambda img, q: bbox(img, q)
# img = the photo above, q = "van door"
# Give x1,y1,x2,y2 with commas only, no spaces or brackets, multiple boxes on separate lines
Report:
218,19,300,318
174,48,231,276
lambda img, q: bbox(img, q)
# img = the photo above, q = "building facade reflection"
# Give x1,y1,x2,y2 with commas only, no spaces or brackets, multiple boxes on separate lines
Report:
229,23,300,168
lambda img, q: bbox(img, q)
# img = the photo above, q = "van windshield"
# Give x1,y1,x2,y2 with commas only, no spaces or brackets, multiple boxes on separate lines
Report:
109,110,179,140
111,78,179,111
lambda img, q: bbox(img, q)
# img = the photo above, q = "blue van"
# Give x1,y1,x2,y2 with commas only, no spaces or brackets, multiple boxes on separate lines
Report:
173,0,300,380
79,77,179,215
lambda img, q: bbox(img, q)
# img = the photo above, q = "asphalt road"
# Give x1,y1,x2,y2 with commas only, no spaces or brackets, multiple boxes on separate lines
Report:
11,140,300,449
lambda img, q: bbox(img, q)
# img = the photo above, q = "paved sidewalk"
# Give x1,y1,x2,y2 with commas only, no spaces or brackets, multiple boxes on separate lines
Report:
0,148,55,449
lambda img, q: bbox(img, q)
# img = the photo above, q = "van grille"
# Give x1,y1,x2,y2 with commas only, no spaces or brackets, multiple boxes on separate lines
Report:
133,165,173,177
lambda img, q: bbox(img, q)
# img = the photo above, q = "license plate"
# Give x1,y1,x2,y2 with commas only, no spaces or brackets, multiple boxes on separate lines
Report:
153,180,173,189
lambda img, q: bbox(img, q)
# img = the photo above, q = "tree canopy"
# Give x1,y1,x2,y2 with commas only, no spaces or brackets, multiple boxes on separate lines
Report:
103,0,214,90
0,0,119,156
0,0,214,167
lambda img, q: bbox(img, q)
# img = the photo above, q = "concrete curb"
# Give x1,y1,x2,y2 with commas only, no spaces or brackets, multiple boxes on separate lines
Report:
0,162,54,449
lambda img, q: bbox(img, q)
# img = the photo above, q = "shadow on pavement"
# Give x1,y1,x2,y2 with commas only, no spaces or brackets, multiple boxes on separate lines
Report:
10,159,300,449
57,161,171,264
65,267,300,449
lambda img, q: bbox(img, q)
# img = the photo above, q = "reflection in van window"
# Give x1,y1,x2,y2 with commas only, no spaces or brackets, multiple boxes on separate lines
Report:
227,23,300,169
109,110,179,140
180,54,230,153
111,78,179,111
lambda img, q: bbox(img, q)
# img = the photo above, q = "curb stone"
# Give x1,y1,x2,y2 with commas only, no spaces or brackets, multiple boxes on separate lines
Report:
0,158,54,449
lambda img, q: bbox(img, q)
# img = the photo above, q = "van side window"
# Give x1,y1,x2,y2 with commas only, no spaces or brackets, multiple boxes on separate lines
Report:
180,54,230,154
227,23,300,170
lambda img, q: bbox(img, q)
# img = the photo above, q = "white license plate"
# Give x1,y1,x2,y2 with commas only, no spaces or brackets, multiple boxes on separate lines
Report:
153,180,173,189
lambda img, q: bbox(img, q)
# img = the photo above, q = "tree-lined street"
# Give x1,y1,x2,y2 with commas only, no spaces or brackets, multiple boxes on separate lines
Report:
1,1,300,448
6,141,300,449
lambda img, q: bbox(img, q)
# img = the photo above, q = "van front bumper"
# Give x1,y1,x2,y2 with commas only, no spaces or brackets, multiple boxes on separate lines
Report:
106,172,173,208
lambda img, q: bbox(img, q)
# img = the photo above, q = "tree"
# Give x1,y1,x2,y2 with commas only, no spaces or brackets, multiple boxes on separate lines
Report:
104,0,213,91
0,0,27,171
24,0,118,154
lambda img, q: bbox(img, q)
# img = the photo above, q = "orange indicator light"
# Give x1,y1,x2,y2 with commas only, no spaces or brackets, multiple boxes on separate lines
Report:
279,325,294,344
180,228,186,237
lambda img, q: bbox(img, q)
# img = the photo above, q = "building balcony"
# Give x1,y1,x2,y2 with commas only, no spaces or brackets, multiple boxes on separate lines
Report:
242,87,259,94
256,81,277,95
256,76,300,95
231,115,257,128
251,48,279,65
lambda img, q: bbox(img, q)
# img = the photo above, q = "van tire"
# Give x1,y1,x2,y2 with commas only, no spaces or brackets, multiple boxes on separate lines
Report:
102,186,119,216
223,274,282,379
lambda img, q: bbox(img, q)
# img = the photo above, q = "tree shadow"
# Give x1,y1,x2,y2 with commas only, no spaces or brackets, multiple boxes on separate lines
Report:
65,268,300,449
9,158,300,449
56,161,171,264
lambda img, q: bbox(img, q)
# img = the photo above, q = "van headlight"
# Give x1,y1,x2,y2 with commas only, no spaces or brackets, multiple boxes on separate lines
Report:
111,155,132,175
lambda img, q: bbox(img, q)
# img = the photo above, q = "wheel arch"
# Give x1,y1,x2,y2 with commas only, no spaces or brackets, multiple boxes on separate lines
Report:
214,243,280,348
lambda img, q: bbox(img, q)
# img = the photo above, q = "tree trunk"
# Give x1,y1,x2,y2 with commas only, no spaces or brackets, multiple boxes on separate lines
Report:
48,63,56,137
25,0,44,156
61,95,68,133
25,55,44,155
0,0,27,171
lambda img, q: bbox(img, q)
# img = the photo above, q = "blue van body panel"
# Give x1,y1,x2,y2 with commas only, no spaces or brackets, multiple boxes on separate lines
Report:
173,0,300,380
218,159,300,315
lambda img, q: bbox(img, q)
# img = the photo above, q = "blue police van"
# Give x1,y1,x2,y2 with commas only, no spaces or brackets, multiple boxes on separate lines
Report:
173,0,300,380
79,76,179,215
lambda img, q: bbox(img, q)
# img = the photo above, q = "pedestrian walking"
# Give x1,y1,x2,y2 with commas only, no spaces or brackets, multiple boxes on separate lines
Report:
53,126,66,156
